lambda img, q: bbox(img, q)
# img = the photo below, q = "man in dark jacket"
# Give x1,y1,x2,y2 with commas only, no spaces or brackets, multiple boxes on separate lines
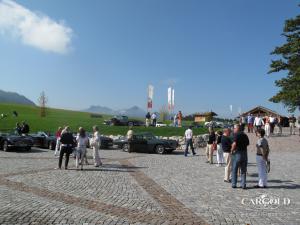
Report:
57,126,74,170
231,124,249,189
21,121,30,135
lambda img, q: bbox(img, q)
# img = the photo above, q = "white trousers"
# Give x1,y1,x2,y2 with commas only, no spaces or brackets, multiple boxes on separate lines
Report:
265,124,270,137
216,144,224,164
54,139,61,156
76,146,86,169
93,146,102,166
256,155,268,187
223,152,232,181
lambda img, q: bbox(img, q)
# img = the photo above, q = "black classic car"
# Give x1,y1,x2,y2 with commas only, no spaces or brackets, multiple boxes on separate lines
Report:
0,132,34,151
113,132,178,154
104,115,144,126
30,132,57,150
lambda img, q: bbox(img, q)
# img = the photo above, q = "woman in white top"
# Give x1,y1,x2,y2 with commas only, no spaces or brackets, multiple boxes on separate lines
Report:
76,127,89,170
90,125,102,167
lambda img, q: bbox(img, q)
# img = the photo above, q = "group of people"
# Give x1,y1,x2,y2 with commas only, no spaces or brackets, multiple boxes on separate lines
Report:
54,125,102,170
184,124,270,189
15,121,30,135
145,112,157,127
242,113,300,137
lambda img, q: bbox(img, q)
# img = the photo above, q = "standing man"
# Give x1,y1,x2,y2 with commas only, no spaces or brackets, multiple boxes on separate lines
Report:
21,121,30,135
277,116,283,136
269,115,276,134
151,113,157,127
247,114,254,133
57,126,74,170
15,123,22,135
145,112,151,127
222,128,233,183
254,115,264,134
206,127,216,164
184,126,196,157
231,124,249,189
126,126,134,153
289,114,296,135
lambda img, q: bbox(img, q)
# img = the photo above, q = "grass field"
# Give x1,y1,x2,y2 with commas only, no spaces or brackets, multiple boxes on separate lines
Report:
0,103,208,137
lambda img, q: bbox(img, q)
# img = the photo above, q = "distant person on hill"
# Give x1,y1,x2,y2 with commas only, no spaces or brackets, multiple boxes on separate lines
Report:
247,114,254,133
178,111,183,127
184,126,196,157
145,112,151,127
54,127,63,157
126,126,134,153
289,114,296,135
75,127,89,170
173,113,178,127
21,121,30,135
57,126,74,170
15,123,22,135
90,126,102,167
151,113,157,127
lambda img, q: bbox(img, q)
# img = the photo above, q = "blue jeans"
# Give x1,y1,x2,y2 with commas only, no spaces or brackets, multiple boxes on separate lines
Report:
231,152,247,188
185,139,195,156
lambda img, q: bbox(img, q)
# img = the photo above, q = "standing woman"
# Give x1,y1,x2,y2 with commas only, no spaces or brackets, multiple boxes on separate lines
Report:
264,115,271,138
76,127,89,170
216,130,224,166
254,129,269,188
54,127,63,157
57,126,74,170
206,127,216,164
90,126,102,167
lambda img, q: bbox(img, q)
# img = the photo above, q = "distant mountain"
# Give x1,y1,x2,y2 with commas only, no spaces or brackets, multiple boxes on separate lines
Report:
84,105,115,115
84,105,147,118
0,90,35,106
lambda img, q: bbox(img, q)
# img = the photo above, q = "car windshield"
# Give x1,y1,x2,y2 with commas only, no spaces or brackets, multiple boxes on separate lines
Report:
142,133,156,140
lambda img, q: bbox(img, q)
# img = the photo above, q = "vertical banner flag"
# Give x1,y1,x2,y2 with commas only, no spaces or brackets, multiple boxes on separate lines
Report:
172,89,175,110
168,87,172,111
147,85,154,111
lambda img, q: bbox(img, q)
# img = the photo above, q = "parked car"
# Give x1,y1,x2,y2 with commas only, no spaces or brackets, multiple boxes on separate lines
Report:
113,132,178,154
155,122,167,127
104,115,144,126
0,132,33,151
204,121,223,128
30,131,57,150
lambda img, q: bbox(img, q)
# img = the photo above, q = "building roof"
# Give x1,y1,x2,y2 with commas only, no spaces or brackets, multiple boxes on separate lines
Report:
240,106,285,117
194,111,218,117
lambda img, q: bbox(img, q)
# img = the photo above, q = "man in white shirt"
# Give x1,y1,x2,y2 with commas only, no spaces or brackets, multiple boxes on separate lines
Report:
254,115,264,133
184,126,196,157
151,113,157,127
269,115,276,134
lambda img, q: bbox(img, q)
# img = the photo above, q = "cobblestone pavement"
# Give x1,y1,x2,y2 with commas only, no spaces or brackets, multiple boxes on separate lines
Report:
0,131,299,225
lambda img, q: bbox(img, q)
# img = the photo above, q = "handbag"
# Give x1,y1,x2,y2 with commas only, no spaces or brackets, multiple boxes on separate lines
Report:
266,160,271,173
212,143,217,151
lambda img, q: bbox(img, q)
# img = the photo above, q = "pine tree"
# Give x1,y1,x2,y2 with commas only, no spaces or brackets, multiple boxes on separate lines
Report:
268,6,300,112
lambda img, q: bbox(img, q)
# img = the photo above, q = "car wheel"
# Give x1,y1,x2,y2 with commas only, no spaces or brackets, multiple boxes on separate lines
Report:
122,144,129,152
155,145,165,154
25,146,31,151
3,141,9,152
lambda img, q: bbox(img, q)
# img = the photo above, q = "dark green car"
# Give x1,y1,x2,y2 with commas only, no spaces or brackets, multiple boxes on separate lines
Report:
113,132,178,154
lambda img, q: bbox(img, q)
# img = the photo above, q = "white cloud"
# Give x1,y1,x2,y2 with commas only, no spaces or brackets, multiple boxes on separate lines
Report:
0,0,73,54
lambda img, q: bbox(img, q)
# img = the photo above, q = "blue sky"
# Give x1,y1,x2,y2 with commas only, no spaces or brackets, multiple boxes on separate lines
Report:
0,0,299,117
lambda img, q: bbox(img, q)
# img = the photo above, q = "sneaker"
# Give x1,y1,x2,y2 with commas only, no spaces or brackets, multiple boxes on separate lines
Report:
232,186,237,189
224,180,230,183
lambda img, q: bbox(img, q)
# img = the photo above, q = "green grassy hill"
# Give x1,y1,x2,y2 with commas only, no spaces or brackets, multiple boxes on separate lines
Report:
0,103,207,136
